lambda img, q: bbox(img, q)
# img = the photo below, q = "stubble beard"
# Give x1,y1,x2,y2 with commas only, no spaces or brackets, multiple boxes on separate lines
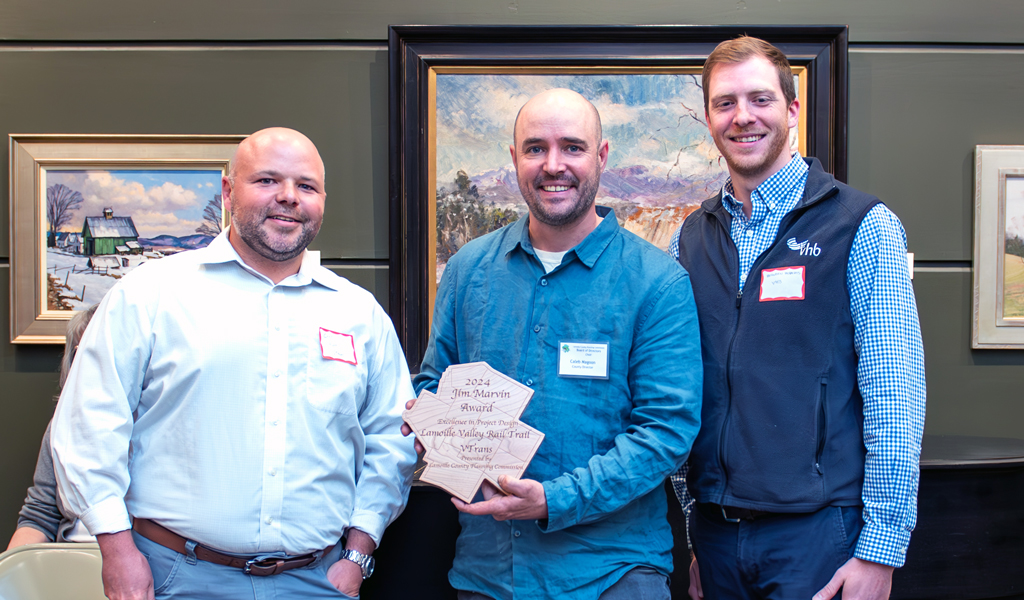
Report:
520,172,600,228
233,207,321,263
721,125,791,180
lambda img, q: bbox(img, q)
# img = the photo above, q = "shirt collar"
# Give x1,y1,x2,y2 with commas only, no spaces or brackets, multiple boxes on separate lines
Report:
721,153,808,221
502,205,619,269
199,228,336,289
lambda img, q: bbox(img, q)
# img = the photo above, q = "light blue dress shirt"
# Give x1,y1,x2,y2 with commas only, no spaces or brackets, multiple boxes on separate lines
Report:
668,155,926,567
415,207,703,599
52,231,417,554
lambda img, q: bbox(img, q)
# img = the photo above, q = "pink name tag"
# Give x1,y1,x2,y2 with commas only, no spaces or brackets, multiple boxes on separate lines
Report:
759,266,805,301
320,327,357,365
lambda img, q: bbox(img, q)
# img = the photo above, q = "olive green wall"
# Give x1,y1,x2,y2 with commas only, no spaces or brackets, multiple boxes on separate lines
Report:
2,0,1023,544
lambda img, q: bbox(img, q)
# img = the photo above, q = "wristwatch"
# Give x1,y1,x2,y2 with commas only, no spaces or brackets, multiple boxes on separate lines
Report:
341,548,375,579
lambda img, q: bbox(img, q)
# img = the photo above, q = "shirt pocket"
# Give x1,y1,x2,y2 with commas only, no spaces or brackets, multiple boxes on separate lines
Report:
305,352,365,416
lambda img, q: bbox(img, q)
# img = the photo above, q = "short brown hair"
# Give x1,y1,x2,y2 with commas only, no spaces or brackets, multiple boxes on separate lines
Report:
702,36,796,113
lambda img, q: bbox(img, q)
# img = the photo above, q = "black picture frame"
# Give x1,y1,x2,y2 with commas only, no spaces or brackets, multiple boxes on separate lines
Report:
389,24,849,371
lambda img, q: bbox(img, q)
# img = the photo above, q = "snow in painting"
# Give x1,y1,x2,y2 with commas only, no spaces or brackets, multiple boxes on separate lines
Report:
44,169,223,311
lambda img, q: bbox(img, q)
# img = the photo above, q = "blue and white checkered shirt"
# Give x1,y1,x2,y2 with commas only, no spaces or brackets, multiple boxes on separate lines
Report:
668,154,926,568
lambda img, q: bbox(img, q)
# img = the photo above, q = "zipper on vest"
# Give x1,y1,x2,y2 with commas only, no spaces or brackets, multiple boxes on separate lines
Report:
815,377,829,474
719,284,744,494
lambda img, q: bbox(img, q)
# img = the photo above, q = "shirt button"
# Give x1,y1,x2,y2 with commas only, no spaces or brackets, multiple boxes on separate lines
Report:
533,325,541,333
526,379,533,386
271,420,279,426
513,530,521,538
269,468,277,476
273,371,281,378
265,516,273,525
540,279,548,286
745,230,754,236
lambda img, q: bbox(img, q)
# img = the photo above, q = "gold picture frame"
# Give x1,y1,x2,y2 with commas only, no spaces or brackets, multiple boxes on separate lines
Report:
973,144,1024,349
9,134,243,344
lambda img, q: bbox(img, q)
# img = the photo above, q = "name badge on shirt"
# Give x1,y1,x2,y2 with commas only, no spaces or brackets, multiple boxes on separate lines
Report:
759,266,806,301
320,327,357,365
558,341,609,379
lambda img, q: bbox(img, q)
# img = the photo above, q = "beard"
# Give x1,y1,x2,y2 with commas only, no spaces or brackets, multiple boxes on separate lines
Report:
519,171,600,228
720,125,791,180
231,205,321,263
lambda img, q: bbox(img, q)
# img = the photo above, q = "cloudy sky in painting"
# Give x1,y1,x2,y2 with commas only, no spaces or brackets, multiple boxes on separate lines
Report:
1007,175,1024,240
434,73,724,186
45,169,222,238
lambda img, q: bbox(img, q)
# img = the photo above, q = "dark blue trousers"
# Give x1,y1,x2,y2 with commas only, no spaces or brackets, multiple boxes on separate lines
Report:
690,504,863,600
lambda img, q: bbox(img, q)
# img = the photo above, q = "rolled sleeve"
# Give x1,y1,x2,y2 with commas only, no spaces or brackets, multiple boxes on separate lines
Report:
351,307,418,545
51,282,151,537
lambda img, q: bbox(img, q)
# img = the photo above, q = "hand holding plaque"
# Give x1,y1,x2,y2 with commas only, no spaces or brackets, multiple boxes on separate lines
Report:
403,362,545,503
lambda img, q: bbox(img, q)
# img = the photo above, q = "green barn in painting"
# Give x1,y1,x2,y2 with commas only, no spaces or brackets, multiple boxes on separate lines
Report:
81,208,140,256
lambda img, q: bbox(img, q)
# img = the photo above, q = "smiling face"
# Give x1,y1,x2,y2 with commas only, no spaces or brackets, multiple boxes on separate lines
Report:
510,89,608,230
222,128,326,280
705,56,800,191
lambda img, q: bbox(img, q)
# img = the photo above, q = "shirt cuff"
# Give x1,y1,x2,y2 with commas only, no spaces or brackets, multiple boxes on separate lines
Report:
348,509,388,546
536,478,574,533
853,518,911,568
79,497,131,537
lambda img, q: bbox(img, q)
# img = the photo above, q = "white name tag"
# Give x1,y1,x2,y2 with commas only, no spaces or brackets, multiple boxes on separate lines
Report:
320,327,358,365
759,266,805,301
558,341,609,379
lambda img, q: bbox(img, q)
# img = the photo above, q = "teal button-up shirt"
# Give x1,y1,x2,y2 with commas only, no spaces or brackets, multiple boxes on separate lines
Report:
414,207,702,599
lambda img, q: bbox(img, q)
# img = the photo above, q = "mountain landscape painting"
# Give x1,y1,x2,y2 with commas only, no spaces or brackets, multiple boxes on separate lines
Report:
44,169,224,311
432,71,801,287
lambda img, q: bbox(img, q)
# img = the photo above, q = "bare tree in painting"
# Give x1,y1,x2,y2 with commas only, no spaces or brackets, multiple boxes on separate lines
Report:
195,194,223,237
46,183,84,248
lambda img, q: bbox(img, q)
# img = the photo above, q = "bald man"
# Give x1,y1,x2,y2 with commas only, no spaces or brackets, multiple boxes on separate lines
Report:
410,89,703,599
52,128,417,600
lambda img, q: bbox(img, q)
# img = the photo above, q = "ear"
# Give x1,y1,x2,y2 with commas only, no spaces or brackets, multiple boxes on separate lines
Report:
597,140,609,171
509,144,518,170
221,175,234,213
787,98,800,129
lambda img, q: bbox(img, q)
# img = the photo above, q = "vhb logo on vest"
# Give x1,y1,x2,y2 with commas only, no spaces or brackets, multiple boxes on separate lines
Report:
787,237,821,256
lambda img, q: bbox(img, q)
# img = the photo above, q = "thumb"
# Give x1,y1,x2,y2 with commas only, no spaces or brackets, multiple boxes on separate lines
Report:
497,475,528,496
813,571,843,600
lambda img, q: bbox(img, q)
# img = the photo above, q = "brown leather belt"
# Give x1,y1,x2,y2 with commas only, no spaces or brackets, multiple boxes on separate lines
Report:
133,518,335,577
697,503,775,522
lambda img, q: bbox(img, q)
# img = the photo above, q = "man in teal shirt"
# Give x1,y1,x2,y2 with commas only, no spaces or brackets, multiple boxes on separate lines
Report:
411,89,703,599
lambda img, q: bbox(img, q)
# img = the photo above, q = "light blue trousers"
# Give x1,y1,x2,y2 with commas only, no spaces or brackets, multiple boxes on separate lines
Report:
132,530,355,600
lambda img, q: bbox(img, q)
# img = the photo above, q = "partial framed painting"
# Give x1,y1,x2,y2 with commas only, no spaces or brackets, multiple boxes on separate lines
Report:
973,145,1024,349
389,25,849,370
9,134,243,344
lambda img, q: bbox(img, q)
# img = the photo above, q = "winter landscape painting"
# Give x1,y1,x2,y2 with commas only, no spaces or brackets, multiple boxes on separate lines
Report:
432,70,802,286
44,169,224,311
10,134,240,343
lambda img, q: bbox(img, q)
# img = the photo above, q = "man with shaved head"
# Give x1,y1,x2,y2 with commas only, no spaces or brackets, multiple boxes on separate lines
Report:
53,127,417,599
409,89,703,599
